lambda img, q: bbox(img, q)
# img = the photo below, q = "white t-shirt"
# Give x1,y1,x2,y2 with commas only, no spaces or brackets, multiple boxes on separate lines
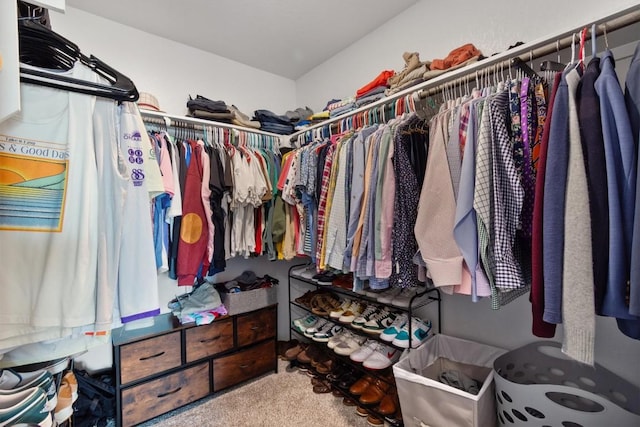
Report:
115,103,160,325
0,63,100,349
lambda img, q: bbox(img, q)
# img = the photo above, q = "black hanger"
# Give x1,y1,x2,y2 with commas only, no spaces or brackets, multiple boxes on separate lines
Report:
540,60,566,72
512,57,538,78
17,19,139,102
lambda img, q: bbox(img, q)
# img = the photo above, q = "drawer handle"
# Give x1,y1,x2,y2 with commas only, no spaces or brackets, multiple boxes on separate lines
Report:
250,326,260,330
239,364,250,369
200,335,221,344
157,387,182,398
139,351,165,361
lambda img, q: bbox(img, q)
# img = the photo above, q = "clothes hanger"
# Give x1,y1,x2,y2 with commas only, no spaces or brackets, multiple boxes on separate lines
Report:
18,20,139,102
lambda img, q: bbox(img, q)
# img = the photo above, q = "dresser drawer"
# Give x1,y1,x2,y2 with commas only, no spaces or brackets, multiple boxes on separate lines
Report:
236,306,276,347
119,331,181,384
121,362,209,426
185,317,234,362
213,339,275,391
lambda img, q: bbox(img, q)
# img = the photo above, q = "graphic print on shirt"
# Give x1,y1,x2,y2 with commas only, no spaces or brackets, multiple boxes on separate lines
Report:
0,134,69,232
123,131,146,187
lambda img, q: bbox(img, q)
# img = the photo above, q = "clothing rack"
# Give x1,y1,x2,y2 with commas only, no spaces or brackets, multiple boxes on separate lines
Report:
288,3,640,143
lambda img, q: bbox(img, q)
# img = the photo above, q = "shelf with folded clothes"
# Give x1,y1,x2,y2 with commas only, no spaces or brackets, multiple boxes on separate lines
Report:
283,337,403,426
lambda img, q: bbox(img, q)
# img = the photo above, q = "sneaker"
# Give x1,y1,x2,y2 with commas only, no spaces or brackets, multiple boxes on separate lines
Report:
291,265,316,280
327,329,350,349
304,320,327,338
364,287,387,298
392,317,432,348
362,343,401,369
61,372,78,402
376,287,403,304
379,313,408,342
329,299,353,319
351,305,381,329
334,334,367,356
313,323,343,343
362,310,397,334
349,339,379,363
339,302,366,324
391,286,426,308
0,387,52,427
53,382,73,424
0,370,56,412
292,314,319,333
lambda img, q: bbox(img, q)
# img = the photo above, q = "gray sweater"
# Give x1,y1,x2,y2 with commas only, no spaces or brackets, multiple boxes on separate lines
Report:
563,67,595,365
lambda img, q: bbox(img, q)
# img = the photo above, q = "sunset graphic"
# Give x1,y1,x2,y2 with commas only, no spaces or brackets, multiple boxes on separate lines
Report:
0,153,68,231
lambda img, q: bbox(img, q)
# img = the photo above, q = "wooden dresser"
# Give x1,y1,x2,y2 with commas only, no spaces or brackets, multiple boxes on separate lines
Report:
112,305,277,426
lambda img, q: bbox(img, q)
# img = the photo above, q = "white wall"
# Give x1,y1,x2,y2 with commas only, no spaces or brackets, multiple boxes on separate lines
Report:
296,0,640,112
50,7,296,117
295,0,640,386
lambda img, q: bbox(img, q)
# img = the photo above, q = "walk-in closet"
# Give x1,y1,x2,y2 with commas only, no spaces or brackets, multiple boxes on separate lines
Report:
1,1,640,426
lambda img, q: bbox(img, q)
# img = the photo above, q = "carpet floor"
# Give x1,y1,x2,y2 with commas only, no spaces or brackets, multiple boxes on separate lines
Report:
138,359,372,426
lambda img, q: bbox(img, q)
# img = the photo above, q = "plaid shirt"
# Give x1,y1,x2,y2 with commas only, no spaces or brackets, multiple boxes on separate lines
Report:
491,89,525,291
315,144,335,263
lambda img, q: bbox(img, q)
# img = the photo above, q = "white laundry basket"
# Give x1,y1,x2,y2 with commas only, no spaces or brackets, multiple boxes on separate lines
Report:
393,334,507,427
493,341,640,427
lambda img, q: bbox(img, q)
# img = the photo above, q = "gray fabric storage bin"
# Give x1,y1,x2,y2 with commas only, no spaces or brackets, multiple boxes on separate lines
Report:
221,286,277,315
393,334,506,427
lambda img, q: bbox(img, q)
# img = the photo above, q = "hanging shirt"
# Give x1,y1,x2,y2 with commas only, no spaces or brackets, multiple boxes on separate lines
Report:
627,42,640,325
596,50,639,334
177,140,210,285
531,72,561,338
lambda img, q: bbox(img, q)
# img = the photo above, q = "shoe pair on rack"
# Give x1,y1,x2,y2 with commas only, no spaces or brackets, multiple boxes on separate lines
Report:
350,340,401,370
380,315,432,348
375,285,427,308
0,364,77,426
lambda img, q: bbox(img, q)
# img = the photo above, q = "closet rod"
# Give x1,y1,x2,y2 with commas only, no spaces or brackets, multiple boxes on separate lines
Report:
142,115,206,131
139,109,287,140
288,4,640,143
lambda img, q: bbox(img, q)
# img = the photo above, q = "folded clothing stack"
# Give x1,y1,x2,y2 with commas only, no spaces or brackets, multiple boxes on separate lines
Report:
253,109,295,134
216,270,280,294
285,106,314,123
187,95,261,128
167,281,227,325
421,43,483,81
385,51,430,95
187,95,233,123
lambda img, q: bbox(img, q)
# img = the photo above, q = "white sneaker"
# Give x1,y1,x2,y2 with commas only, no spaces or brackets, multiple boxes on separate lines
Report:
329,299,352,319
327,329,350,349
362,310,397,334
363,343,401,369
292,314,318,333
379,313,408,342
338,302,366,324
391,287,421,308
376,287,403,304
349,339,379,363
351,305,380,329
291,265,316,280
392,317,432,348
364,287,387,298
333,333,367,356
304,319,327,338
313,323,343,343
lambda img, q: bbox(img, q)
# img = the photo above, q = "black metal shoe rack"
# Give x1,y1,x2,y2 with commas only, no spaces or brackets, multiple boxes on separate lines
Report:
286,262,442,426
